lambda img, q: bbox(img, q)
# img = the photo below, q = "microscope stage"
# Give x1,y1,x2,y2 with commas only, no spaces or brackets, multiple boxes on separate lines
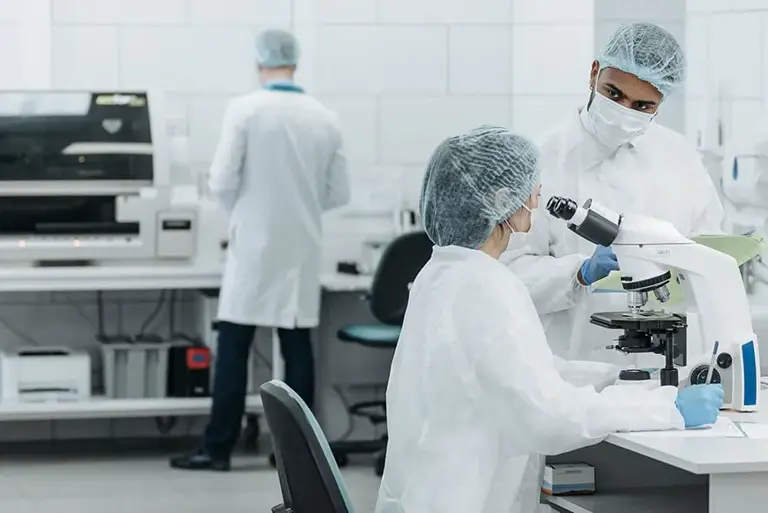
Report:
590,311,686,332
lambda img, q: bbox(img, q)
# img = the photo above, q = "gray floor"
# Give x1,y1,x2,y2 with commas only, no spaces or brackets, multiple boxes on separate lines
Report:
0,454,382,512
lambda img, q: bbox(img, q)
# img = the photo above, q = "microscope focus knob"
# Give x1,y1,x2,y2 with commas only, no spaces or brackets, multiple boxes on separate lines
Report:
717,353,733,369
689,364,722,385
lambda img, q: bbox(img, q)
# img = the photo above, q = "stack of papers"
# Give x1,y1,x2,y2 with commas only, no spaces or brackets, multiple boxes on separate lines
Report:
735,422,768,440
625,417,745,438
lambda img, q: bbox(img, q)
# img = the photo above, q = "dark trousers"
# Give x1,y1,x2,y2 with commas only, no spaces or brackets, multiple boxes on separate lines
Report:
204,321,315,459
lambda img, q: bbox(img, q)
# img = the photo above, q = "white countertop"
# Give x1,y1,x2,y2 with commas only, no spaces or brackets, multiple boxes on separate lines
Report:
0,265,372,293
0,395,263,421
0,265,222,292
607,409,768,474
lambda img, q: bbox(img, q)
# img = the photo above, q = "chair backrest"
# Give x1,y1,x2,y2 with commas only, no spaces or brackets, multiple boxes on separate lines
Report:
260,380,354,513
369,230,433,325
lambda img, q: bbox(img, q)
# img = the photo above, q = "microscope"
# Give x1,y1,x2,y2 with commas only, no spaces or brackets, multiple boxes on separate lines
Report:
547,196,760,412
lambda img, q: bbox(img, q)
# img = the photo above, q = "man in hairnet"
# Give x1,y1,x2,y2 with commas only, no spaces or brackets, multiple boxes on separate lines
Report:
375,126,723,513
503,22,724,363
170,29,350,471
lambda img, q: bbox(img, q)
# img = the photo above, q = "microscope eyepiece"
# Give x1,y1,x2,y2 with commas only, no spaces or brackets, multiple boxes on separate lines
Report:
547,195,621,247
546,196,578,221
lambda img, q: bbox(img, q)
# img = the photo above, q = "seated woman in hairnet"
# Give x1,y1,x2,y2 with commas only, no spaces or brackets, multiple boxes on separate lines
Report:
374,126,723,513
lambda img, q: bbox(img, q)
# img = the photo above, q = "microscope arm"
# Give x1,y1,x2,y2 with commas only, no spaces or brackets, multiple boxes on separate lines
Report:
615,242,753,348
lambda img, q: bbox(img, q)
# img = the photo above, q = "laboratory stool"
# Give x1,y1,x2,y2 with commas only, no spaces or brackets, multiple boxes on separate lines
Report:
332,230,433,476
261,379,354,513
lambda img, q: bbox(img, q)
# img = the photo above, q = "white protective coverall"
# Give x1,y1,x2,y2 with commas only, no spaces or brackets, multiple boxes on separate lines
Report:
502,107,723,363
208,88,350,328
375,245,684,513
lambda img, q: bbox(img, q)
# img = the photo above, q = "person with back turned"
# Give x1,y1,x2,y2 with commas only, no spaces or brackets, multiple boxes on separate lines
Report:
171,29,350,471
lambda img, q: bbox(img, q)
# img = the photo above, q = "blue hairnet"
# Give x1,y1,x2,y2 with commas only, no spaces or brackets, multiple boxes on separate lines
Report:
597,22,685,97
420,126,540,249
256,29,300,67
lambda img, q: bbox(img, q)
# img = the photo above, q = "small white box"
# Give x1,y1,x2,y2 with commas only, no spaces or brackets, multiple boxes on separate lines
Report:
0,347,91,402
156,210,196,259
541,463,595,496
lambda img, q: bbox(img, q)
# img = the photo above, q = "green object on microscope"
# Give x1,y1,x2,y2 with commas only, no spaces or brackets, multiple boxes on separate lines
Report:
692,233,766,266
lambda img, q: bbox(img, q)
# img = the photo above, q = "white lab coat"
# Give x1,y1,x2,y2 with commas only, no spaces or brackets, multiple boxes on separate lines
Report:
208,90,350,328
375,245,683,513
502,107,723,363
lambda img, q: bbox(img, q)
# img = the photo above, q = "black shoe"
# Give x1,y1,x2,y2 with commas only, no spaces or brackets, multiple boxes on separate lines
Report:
169,449,231,472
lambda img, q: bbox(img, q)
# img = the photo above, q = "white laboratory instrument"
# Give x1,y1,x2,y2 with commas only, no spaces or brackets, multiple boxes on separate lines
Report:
719,119,768,293
0,91,197,266
722,142,768,235
547,196,760,412
0,347,91,402
720,113,768,235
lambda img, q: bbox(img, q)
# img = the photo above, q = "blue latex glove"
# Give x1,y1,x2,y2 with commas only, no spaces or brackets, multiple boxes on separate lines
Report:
675,384,725,428
579,246,619,285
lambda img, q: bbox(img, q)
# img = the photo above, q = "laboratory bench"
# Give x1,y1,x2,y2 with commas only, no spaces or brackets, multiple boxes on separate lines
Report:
546,409,768,513
0,395,264,422
0,265,374,429
0,265,222,292
0,265,373,293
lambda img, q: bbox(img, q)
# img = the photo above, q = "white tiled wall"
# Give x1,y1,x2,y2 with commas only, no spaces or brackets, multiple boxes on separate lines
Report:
376,0,513,24
0,0,52,89
685,1,768,146
301,0,598,269
306,0,595,213
449,26,513,95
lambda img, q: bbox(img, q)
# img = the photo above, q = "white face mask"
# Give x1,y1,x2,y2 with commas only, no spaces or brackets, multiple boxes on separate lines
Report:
585,90,655,149
504,204,533,237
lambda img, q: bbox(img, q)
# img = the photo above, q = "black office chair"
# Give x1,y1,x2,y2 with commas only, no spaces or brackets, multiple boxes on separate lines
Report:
331,230,433,475
261,380,354,513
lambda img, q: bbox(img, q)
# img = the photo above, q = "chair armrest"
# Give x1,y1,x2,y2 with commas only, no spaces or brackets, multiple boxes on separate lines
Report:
349,400,387,424
350,400,385,411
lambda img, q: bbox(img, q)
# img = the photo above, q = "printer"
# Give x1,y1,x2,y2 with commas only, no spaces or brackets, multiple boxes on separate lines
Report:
0,91,196,265
0,347,91,402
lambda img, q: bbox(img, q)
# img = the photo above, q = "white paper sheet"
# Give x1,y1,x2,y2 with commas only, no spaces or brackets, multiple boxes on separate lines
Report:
624,416,745,438
737,422,768,439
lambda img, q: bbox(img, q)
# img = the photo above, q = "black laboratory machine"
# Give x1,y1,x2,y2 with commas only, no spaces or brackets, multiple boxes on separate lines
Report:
0,91,196,266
